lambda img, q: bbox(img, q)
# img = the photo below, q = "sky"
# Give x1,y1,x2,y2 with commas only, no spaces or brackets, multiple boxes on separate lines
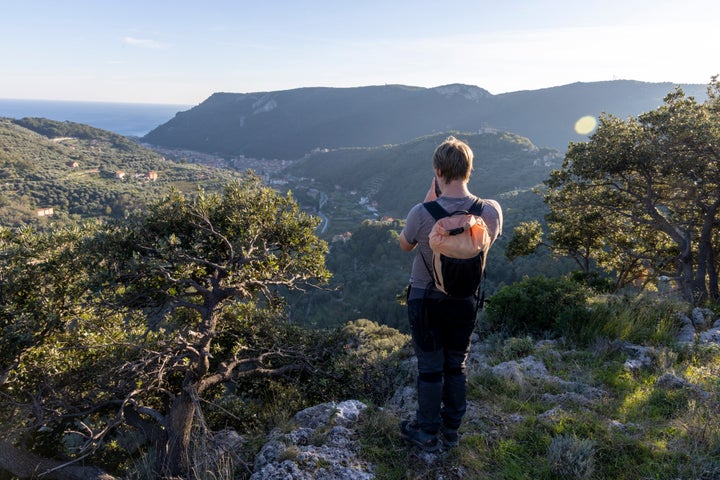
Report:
2,0,720,106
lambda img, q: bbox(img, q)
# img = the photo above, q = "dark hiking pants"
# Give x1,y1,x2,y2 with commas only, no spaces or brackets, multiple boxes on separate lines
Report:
407,289,475,434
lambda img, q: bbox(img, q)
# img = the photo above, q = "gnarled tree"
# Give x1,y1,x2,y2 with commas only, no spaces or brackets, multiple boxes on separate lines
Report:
0,176,330,478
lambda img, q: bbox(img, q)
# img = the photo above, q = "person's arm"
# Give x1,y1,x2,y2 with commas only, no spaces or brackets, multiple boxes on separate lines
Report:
399,230,416,252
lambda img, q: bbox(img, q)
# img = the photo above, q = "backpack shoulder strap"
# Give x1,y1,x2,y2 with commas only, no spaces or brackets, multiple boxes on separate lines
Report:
420,201,447,288
425,199,484,218
468,198,485,216
422,200,450,220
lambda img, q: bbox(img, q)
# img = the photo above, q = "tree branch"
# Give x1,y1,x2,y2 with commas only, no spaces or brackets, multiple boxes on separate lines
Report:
0,440,118,480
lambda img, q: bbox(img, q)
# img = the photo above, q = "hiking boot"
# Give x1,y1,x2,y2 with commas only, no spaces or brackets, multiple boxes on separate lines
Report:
399,420,439,452
439,425,459,447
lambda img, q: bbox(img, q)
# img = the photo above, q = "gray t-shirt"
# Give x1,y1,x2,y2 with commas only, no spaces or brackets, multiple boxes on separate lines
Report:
402,195,503,294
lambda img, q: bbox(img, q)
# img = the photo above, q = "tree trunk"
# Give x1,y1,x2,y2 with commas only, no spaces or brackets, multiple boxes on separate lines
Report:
679,257,697,304
699,211,719,300
0,440,118,480
708,247,719,300
674,228,701,304
693,217,716,304
162,389,197,477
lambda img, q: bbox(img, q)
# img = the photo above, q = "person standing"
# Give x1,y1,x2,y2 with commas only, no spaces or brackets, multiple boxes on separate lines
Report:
398,136,503,451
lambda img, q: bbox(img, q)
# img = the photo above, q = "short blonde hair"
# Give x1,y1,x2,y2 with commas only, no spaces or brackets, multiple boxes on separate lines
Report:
432,136,473,182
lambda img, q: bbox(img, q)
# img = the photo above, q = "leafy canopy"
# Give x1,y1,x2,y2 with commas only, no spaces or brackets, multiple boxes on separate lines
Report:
510,77,720,303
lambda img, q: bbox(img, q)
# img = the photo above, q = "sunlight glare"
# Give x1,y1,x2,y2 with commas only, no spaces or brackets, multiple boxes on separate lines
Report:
574,115,598,135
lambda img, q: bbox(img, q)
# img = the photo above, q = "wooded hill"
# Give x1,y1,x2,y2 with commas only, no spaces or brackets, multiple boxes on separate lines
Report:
0,117,243,226
142,80,708,159
285,130,562,219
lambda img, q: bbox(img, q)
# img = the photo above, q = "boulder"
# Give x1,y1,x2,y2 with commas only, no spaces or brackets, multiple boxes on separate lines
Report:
250,400,373,480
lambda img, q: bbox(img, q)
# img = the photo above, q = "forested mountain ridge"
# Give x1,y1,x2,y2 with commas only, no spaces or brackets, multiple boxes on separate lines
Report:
285,130,562,220
142,80,708,159
0,117,242,226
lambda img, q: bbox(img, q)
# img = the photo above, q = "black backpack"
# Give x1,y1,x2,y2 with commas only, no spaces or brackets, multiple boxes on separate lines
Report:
421,199,488,304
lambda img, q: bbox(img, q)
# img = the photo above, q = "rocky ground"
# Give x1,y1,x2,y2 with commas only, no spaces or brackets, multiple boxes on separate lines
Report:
214,308,720,480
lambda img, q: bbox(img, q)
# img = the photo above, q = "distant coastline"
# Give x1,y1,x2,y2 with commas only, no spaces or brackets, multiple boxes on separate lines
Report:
0,98,192,137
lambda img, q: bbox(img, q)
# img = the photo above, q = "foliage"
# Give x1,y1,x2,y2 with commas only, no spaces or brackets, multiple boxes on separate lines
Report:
505,220,544,261
329,319,411,403
499,336,535,361
483,275,592,337
483,278,684,348
13,117,136,150
595,296,684,346
0,178,336,478
285,219,410,331
0,117,241,226
201,319,409,440
0,223,94,382
538,78,720,303
547,434,596,480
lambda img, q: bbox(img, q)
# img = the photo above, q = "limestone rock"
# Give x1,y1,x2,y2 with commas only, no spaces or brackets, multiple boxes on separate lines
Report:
250,400,373,480
699,327,720,345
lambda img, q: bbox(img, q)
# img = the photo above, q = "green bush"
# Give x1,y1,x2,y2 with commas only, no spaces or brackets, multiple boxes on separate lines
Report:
484,275,591,337
554,303,607,346
596,296,683,346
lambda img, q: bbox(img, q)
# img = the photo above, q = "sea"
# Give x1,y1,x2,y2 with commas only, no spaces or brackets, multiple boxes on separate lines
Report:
0,98,193,138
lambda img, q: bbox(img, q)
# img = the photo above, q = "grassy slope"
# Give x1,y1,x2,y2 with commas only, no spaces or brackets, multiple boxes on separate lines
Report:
357,298,720,480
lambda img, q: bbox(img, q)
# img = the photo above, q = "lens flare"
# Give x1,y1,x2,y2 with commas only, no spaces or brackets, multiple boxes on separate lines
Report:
574,115,598,135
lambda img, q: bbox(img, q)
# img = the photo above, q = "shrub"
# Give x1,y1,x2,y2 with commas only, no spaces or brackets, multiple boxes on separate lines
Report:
500,336,535,361
484,275,591,337
554,303,607,346
569,270,616,293
547,434,596,480
328,319,411,403
597,296,683,346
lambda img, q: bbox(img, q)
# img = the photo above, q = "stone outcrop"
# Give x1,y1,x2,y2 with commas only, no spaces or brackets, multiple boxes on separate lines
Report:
677,307,720,345
250,400,373,480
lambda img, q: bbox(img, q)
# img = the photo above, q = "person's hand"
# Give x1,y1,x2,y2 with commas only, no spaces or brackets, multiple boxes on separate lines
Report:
424,177,439,202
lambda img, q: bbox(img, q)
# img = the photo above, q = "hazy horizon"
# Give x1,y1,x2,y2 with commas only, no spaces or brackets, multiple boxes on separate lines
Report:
0,77,712,109
2,0,719,105
0,98,190,137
